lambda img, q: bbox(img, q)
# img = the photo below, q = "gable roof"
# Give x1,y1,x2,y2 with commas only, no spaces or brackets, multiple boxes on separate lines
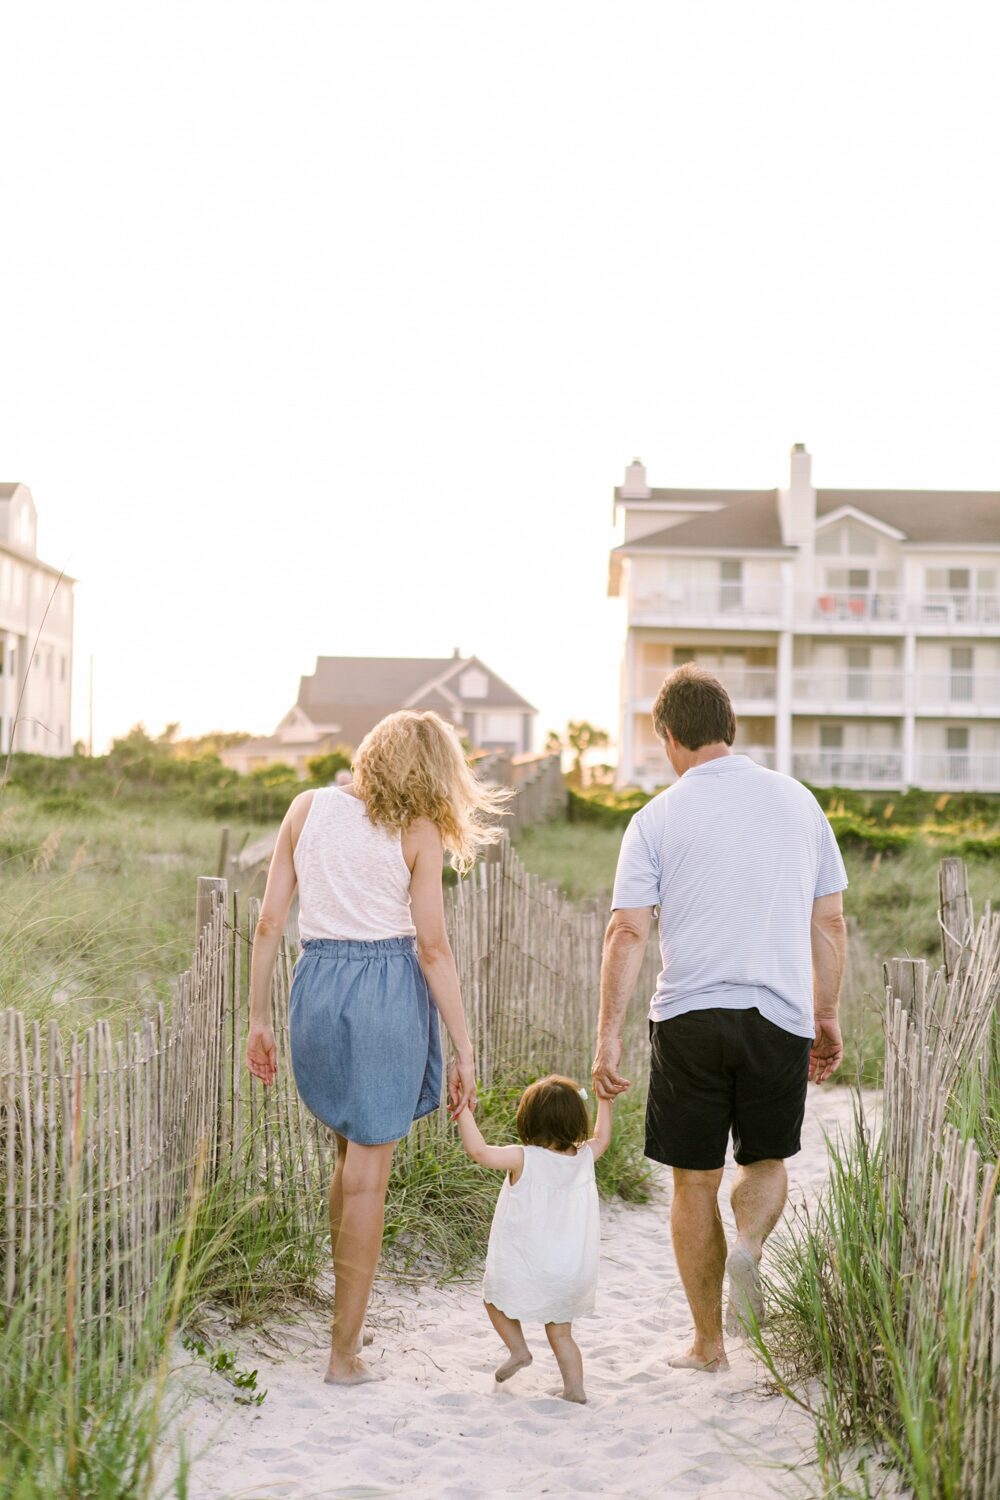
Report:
296,655,535,729
816,490,1000,545
616,491,790,552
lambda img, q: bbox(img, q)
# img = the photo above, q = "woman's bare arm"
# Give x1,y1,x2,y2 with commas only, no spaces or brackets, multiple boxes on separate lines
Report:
246,794,309,1085
404,818,476,1116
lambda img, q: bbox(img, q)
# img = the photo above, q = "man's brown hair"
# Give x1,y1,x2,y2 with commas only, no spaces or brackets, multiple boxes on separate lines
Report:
515,1074,590,1151
652,663,736,750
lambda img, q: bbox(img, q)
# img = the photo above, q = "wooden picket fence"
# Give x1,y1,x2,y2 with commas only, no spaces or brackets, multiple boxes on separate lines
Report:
882,857,1000,1499
0,837,653,1368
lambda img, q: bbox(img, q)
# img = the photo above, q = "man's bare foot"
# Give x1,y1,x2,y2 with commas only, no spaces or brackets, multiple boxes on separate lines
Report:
324,1354,384,1386
667,1346,729,1373
725,1242,764,1336
495,1349,532,1383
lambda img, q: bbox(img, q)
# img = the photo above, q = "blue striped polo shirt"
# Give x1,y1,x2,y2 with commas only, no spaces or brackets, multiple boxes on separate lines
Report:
611,754,848,1039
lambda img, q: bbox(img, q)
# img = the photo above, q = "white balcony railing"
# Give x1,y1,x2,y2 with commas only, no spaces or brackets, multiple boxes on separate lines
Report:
915,674,1000,711
799,590,904,624
799,590,1000,627
792,670,904,704
792,750,903,787
630,744,776,786
636,665,777,701
632,584,785,620
916,753,1000,790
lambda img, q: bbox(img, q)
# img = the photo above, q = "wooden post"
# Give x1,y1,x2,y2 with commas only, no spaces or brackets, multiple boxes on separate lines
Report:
883,957,928,1032
195,876,227,946
938,857,973,984
216,826,230,880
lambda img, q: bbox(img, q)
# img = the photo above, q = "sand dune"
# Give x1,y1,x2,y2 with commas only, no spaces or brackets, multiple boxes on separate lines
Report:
172,1087,866,1500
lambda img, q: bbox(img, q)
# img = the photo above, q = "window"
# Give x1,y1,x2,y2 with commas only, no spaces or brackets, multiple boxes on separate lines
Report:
815,525,840,555
672,648,696,665
949,569,971,593
719,559,743,611
820,725,844,749
459,668,488,699
950,648,973,703
847,646,870,700
946,727,969,750
845,523,877,556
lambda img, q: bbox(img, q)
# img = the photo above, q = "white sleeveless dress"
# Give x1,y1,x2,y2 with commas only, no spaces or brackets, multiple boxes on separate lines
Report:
483,1144,600,1324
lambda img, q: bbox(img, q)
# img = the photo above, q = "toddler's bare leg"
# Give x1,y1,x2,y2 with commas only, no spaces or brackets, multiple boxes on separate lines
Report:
545,1321,586,1404
485,1301,533,1382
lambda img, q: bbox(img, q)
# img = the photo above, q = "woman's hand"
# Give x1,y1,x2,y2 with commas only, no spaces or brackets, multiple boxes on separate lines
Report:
448,1056,477,1120
247,1023,277,1087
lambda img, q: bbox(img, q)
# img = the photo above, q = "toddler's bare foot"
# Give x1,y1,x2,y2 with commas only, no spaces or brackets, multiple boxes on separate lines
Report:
668,1344,729,1373
495,1349,532,1382
324,1354,384,1386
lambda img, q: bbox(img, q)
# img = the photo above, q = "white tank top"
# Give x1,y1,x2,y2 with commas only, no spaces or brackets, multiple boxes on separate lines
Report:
292,787,416,941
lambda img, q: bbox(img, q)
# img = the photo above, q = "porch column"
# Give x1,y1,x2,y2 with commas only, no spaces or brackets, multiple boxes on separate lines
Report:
775,629,793,776
902,631,916,788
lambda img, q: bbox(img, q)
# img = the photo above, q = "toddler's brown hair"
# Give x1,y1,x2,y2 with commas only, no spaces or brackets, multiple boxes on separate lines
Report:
516,1075,590,1151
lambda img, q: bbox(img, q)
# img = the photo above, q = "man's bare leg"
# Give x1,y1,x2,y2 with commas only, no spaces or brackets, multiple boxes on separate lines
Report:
726,1158,787,1335
668,1166,729,1371
326,1138,396,1385
485,1301,533,1381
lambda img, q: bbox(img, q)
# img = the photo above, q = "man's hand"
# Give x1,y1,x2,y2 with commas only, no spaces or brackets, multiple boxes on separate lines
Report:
809,1016,843,1084
592,1036,631,1100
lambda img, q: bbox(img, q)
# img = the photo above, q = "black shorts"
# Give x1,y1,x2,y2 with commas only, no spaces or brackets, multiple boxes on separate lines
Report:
646,1008,812,1171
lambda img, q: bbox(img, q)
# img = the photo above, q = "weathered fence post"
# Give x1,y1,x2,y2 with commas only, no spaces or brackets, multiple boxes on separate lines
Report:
195,875,227,945
884,956,928,1033
938,856,973,984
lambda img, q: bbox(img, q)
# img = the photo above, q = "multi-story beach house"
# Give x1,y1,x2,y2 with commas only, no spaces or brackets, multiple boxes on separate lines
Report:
609,447,1000,791
0,483,75,757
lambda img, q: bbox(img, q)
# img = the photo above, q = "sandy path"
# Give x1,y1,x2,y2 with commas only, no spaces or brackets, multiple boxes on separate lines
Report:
172,1087,865,1500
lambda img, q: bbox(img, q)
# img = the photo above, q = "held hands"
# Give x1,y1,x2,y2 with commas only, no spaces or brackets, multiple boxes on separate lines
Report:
448,1056,477,1120
809,1016,843,1084
246,1024,277,1087
592,1035,630,1101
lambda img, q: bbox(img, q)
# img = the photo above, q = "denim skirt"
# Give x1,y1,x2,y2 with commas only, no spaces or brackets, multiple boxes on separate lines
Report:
288,936,443,1146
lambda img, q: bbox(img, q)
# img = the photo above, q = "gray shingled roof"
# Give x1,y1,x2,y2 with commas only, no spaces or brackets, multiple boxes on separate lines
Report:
816,490,1000,544
297,655,535,734
615,486,1000,551
617,491,789,552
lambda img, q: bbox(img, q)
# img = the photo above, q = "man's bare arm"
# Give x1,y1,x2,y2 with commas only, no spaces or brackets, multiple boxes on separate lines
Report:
810,891,847,1083
592,906,653,1098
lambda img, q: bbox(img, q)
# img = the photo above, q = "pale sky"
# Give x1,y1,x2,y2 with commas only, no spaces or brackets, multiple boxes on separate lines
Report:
2,2,997,752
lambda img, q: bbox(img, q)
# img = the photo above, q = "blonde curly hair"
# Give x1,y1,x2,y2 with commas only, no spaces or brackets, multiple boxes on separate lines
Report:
352,710,513,873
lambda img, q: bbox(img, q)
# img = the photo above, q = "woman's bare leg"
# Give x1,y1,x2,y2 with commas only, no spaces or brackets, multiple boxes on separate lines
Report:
326,1138,396,1385
328,1135,372,1350
485,1301,532,1381
545,1322,586,1403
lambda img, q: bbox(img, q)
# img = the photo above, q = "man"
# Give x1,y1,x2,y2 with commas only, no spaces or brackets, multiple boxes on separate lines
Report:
592,664,847,1372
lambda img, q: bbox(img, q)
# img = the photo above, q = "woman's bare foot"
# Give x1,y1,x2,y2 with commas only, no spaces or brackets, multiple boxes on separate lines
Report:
668,1343,729,1373
324,1354,384,1386
495,1348,532,1383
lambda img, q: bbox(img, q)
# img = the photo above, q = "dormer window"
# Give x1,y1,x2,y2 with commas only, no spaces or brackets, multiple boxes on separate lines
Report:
816,520,878,556
459,668,488,699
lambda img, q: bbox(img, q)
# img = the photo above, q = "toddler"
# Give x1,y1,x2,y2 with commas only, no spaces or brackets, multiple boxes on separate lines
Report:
455,1073,612,1403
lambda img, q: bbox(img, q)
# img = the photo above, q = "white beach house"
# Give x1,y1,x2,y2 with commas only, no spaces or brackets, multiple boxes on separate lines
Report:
0,484,75,758
609,447,1000,791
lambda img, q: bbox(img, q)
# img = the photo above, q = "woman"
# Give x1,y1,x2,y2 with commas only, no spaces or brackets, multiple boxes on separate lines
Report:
245,710,508,1385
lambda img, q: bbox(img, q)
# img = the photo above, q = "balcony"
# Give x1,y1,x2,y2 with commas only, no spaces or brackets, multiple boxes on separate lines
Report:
630,744,776,788
916,674,1000,714
631,583,785,626
798,590,904,627
792,749,903,788
635,664,777,703
915,753,1000,790
792,670,904,711
798,590,1000,631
